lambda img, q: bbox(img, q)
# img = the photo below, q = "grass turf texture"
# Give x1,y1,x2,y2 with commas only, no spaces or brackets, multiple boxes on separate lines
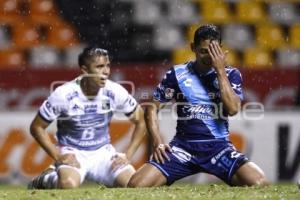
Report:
0,183,299,200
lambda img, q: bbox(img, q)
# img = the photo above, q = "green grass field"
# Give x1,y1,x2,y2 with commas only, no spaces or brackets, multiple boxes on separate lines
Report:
0,183,299,200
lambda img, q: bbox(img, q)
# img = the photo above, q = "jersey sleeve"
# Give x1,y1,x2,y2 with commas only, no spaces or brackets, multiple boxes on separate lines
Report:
113,83,138,115
153,67,178,102
38,89,66,123
228,68,244,101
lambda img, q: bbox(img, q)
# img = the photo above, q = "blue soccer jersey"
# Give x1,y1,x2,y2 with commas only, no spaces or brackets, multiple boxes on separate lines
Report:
150,61,247,185
153,61,243,141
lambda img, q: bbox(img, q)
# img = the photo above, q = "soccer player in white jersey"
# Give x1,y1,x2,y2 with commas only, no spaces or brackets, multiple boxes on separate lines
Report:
28,46,146,189
128,25,268,187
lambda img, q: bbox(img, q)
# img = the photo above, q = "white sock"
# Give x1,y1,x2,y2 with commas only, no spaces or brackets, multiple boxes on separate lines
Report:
43,171,58,189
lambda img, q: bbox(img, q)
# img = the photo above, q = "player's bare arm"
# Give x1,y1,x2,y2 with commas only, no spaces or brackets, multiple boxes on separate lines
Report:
145,100,171,164
208,41,241,116
111,105,146,171
30,114,80,168
125,105,146,159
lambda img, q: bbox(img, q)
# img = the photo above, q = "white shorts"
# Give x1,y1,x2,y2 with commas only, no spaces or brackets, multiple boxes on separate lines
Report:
57,144,134,187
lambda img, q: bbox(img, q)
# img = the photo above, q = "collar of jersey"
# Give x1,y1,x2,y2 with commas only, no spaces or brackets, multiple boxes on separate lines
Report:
188,61,215,77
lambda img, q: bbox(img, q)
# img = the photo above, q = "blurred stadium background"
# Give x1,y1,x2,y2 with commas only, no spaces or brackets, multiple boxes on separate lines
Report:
0,0,299,186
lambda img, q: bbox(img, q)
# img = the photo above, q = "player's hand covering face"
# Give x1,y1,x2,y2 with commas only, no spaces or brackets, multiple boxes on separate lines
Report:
208,40,227,70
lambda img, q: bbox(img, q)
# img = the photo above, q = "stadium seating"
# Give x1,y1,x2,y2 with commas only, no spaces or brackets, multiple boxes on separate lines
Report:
153,22,185,51
256,24,286,49
167,0,199,25
133,1,161,25
46,23,79,49
0,0,300,68
63,44,85,67
0,25,10,49
172,47,195,65
269,2,299,25
222,24,254,50
27,0,61,25
236,1,267,24
289,24,300,48
186,24,201,43
0,0,22,24
276,48,300,67
243,48,273,68
200,1,232,24
28,46,60,67
0,49,26,68
225,48,240,67
12,23,41,49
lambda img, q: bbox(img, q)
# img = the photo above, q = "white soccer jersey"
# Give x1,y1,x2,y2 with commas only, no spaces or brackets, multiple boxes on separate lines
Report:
39,78,137,150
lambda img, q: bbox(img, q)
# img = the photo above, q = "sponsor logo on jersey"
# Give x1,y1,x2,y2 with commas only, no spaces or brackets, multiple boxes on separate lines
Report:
182,104,217,119
84,104,97,113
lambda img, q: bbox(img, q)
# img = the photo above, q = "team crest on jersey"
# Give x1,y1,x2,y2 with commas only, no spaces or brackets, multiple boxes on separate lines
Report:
164,88,175,99
102,99,110,110
213,78,219,89
103,89,115,100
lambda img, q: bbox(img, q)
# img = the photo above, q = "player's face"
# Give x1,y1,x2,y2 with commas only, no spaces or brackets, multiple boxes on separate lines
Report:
192,39,219,66
84,55,111,88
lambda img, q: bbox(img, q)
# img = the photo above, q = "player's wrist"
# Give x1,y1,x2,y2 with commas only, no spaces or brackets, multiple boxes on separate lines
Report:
153,143,164,149
120,152,131,164
215,67,226,75
51,151,61,162
152,139,163,147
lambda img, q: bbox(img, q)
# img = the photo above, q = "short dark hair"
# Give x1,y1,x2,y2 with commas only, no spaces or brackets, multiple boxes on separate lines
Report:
78,46,109,67
194,24,221,45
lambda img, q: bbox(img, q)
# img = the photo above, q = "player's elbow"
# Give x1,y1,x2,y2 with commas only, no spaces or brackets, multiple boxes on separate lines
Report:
227,101,241,116
140,120,147,139
29,121,39,137
133,107,146,128
145,103,158,119
227,108,239,116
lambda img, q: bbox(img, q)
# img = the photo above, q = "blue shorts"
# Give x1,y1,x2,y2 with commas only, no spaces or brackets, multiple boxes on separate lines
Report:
149,138,248,185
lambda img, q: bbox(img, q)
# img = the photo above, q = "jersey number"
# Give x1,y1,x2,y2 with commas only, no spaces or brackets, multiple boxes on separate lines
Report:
81,128,95,140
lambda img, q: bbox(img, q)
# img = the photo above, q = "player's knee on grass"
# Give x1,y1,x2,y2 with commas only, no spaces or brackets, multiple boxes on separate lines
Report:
127,164,167,188
249,172,269,187
58,177,81,189
127,173,142,188
113,165,135,187
57,166,82,189
232,162,269,187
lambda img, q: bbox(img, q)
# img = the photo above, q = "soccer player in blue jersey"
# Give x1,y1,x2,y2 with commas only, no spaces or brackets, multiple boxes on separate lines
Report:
28,46,146,189
128,24,268,187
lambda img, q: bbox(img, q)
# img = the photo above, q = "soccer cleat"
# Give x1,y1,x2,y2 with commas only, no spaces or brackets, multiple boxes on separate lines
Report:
27,165,56,189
